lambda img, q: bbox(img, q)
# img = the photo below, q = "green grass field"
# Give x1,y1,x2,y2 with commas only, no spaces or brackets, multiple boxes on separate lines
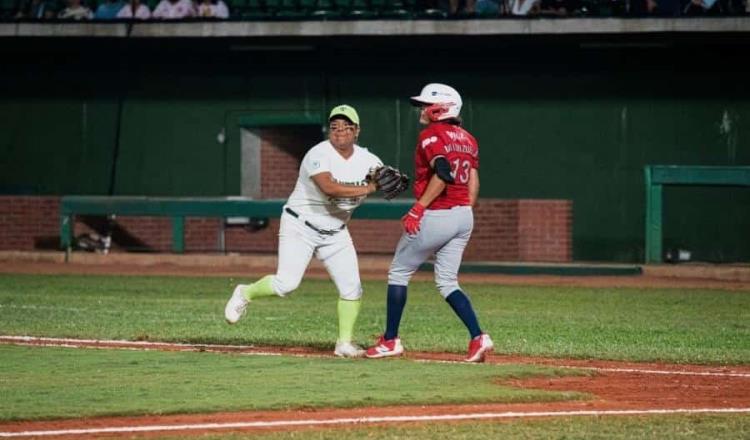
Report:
1,272,749,439
1,274,749,363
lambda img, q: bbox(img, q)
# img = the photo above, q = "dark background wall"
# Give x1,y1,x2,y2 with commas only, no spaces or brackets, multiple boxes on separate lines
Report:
1,34,749,262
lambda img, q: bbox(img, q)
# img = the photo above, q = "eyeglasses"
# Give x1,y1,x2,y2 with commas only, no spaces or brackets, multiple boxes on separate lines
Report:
328,123,356,133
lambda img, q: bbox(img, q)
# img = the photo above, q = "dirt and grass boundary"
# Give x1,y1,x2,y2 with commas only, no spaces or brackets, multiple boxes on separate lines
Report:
1,251,749,438
2,251,749,289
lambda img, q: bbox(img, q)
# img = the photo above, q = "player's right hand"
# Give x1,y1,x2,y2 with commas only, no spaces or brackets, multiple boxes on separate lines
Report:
401,202,425,235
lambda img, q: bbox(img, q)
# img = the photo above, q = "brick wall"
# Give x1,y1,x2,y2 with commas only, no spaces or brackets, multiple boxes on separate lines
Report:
464,199,572,261
0,128,570,261
0,196,571,262
260,128,313,199
518,200,572,262
469,200,519,260
0,197,60,250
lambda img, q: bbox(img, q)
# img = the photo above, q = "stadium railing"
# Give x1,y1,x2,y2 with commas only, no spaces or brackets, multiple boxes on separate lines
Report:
643,165,750,264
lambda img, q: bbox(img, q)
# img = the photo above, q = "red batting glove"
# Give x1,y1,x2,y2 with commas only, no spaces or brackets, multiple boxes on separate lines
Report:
401,202,426,235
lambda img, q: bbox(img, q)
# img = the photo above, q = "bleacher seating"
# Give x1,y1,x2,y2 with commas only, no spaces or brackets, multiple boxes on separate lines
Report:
2,0,747,21
1,0,17,19
230,0,440,20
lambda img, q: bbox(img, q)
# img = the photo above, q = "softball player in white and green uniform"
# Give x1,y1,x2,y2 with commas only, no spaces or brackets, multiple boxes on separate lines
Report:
225,105,383,358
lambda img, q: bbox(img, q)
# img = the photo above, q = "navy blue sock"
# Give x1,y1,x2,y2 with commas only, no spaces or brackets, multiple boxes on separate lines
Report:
384,284,408,340
445,290,482,339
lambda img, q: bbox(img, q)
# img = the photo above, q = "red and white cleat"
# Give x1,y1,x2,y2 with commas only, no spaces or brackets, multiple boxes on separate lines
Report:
365,335,404,359
465,333,494,363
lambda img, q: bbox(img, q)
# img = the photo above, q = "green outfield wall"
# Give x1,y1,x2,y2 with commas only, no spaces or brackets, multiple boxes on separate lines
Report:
1,36,749,262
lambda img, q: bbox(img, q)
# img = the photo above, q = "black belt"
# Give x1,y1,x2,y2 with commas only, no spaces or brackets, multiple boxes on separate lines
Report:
284,208,346,236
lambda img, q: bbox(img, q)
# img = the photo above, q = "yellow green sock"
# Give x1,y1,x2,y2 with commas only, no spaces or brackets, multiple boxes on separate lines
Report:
242,275,276,301
337,298,361,343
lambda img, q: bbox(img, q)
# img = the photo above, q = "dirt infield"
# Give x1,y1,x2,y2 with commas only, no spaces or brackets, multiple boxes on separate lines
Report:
1,254,749,438
2,251,750,290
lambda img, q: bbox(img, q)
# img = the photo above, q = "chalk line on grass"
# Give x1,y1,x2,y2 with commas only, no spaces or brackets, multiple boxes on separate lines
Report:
2,408,750,438
2,335,750,378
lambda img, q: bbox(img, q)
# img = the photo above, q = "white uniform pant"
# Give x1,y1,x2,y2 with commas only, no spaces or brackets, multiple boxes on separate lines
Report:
271,210,362,301
388,206,473,298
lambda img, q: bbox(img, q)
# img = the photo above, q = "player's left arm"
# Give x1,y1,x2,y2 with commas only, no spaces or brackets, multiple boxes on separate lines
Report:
468,168,479,207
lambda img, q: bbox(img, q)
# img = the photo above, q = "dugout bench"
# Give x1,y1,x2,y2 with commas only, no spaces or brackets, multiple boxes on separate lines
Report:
60,196,413,261
644,165,750,264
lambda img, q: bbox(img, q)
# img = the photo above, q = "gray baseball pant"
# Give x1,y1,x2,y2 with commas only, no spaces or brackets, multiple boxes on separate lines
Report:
388,206,473,298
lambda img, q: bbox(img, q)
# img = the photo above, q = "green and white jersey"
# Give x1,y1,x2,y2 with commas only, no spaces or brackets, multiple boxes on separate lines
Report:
286,140,382,229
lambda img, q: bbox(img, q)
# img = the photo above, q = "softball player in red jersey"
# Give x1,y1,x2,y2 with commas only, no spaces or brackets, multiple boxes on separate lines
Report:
366,83,494,362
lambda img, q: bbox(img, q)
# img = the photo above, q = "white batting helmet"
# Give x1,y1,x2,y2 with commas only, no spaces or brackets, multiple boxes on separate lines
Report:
410,83,463,121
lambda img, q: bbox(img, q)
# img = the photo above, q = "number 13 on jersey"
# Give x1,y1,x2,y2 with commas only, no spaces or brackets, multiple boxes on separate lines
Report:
451,159,471,184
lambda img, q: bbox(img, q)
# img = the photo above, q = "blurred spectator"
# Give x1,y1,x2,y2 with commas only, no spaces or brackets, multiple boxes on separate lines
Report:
628,0,680,15
461,0,476,13
57,0,93,19
14,0,56,19
116,0,151,18
538,0,566,14
439,0,475,15
627,0,655,15
509,0,540,14
196,0,229,18
94,0,126,18
539,0,581,15
152,0,195,18
682,0,720,14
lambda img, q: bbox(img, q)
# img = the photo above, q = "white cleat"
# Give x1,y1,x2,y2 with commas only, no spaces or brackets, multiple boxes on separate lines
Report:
334,341,365,358
224,284,250,324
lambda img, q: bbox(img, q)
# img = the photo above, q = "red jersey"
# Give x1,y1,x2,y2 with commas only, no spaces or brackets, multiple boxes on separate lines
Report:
413,122,479,210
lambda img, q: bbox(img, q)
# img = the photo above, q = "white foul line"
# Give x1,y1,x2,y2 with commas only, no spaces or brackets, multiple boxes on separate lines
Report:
3,335,750,378
0,335,258,350
1,408,749,438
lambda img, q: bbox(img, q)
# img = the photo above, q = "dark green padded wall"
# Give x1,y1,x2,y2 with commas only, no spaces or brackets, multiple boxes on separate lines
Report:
1,37,748,262
114,72,325,196
457,79,750,262
0,98,119,194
